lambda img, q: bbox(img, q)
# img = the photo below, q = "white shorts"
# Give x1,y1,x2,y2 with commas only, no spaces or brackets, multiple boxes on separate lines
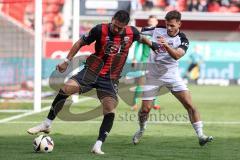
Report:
142,75,188,100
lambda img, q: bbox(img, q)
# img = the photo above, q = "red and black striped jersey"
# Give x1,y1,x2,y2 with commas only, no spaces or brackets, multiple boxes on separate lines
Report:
82,23,140,80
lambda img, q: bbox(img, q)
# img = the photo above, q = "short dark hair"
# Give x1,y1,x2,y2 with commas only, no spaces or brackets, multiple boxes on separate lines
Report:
165,10,181,21
113,10,130,24
148,15,157,19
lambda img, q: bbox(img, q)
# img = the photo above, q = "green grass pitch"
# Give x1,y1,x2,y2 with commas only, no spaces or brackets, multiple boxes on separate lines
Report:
0,85,240,160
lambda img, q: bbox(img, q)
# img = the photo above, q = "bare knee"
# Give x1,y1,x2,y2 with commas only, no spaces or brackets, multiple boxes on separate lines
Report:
61,80,80,95
101,97,118,115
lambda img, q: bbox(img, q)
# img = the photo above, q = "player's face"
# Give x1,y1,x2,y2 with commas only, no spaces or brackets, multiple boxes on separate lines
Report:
111,19,126,35
165,19,181,36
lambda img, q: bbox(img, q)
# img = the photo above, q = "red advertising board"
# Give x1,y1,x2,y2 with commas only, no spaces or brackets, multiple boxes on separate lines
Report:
44,39,95,59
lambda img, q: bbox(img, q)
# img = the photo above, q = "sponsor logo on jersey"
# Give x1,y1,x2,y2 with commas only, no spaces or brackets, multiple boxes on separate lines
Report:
106,36,110,41
168,40,174,47
181,42,189,47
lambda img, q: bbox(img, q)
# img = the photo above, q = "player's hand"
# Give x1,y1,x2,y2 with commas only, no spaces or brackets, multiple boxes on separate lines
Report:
56,61,69,73
157,36,168,47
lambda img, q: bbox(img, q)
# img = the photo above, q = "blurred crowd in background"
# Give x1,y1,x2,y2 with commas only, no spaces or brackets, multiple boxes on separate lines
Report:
24,0,65,38
22,0,239,38
134,0,239,12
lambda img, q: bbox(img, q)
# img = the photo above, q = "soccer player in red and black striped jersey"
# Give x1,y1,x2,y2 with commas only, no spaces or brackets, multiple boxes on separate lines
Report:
27,10,160,154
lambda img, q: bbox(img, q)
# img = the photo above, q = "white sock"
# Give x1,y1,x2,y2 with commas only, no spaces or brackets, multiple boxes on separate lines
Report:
44,118,52,127
95,140,102,149
192,121,204,137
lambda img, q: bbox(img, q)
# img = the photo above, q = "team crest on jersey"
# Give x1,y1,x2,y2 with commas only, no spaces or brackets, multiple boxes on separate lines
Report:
84,33,89,38
124,36,130,43
168,40,174,47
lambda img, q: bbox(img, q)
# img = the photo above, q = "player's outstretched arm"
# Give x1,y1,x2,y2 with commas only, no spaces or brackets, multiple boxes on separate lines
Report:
57,38,86,73
66,38,86,61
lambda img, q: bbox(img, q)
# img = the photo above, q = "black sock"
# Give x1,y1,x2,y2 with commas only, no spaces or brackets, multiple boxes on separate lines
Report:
97,113,115,142
47,89,69,120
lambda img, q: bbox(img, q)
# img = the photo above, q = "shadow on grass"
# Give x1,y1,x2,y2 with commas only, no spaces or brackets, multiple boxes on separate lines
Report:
0,134,239,160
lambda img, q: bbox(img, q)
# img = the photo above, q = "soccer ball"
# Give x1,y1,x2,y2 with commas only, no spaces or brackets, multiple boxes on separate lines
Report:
33,135,54,153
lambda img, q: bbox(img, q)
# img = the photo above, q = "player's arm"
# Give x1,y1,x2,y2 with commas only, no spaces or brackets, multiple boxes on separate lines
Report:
57,25,100,72
66,24,100,61
160,38,185,60
57,38,86,73
132,26,160,54
66,38,86,61
158,34,189,60
138,35,152,46
139,35,161,53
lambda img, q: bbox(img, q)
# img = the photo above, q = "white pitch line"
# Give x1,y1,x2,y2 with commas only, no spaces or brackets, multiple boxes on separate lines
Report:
0,107,50,124
149,121,240,125
0,97,93,123
0,99,53,103
2,121,240,125
0,109,32,113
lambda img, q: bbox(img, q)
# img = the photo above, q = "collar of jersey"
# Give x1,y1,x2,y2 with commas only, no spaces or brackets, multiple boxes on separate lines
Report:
167,29,180,37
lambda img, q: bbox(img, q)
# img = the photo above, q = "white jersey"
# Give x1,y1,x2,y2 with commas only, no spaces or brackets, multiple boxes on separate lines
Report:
142,27,189,80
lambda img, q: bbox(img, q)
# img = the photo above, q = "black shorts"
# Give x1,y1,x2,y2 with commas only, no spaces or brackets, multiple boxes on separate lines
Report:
70,68,119,101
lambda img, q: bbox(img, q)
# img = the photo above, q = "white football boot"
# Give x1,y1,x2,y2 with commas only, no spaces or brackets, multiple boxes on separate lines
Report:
199,135,213,146
91,140,104,155
132,129,145,145
27,122,51,135
133,122,147,145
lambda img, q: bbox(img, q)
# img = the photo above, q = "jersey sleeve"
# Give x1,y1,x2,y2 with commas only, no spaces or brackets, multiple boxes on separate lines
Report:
131,26,140,41
141,26,155,36
178,33,189,52
82,24,101,45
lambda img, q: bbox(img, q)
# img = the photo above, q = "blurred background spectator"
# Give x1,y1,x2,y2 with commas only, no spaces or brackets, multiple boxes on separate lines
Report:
183,45,204,81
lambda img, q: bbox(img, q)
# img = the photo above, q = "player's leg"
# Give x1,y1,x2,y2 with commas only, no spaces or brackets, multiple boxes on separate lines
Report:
92,96,118,155
135,78,160,110
172,90,213,146
27,68,95,135
172,90,200,122
27,79,80,135
99,96,118,140
132,99,153,144
139,100,153,130
133,76,160,144
91,79,119,154
46,79,80,121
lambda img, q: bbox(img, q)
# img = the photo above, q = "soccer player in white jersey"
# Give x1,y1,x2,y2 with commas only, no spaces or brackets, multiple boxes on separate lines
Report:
132,10,213,146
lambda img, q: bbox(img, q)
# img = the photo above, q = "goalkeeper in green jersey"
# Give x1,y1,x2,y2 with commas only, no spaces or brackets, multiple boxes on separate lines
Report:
131,15,160,111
